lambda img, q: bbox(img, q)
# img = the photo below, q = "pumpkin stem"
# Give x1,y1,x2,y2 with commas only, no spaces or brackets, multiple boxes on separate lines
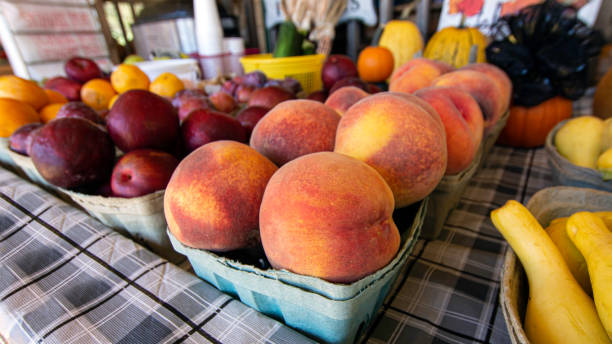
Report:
459,14,466,29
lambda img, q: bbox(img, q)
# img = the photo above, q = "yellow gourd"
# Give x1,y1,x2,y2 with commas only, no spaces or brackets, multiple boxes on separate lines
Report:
423,26,487,68
378,20,423,76
546,212,612,296
567,212,612,340
491,201,609,344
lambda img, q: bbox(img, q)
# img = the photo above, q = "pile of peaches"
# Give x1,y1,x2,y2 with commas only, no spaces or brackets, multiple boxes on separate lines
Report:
165,56,512,284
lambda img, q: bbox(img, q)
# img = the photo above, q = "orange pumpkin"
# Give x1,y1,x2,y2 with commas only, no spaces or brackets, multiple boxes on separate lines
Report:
498,97,573,148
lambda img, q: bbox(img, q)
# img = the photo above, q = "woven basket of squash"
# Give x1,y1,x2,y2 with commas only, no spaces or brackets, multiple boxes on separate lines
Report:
486,0,603,148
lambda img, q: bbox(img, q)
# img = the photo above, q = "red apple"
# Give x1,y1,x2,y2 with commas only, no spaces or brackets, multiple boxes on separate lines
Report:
236,106,269,137
56,101,103,124
247,86,295,109
65,56,103,83
44,76,82,101
321,55,358,90
106,90,179,152
9,123,43,156
172,89,207,108
209,91,237,113
111,149,179,198
178,96,210,122
29,117,115,189
181,108,247,152
329,77,369,94
307,90,328,102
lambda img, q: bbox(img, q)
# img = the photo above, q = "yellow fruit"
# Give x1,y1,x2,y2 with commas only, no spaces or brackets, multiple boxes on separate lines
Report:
555,116,604,169
491,201,609,344
601,118,612,151
567,212,612,340
110,64,150,93
108,94,119,110
0,75,49,110
80,78,117,111
598,147,612,180
43,89,67,104
423,26,487,68
39,103,64,123
545,217,592,295
0,98,40,137
378,20,423,76
149,72,185,98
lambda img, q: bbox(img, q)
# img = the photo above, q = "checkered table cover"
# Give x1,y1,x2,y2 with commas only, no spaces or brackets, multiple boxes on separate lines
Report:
0,99,593,344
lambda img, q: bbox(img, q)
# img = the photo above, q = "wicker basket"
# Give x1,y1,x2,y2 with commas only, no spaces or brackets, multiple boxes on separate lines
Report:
545,120,612,192
500,186,612,344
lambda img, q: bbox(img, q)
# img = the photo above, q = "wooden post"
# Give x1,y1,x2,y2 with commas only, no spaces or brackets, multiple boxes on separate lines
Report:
416,0,430,38
94,0,121,64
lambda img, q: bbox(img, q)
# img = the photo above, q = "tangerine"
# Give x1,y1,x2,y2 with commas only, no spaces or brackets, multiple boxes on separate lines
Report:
44,89,68,103
0,98,40,137
81,78,117,111
149,72,185,98
357,46,395,83
39,103,65,123
110,64,150,93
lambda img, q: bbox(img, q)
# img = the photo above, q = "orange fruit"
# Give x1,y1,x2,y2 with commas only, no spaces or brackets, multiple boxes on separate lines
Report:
0,75,49,110
80,78,117,111
149,72,185,98
0,98,40,137
357,46,395,83
110,64,150,93
39,103,65,123
108,94,119,110
44,89,68,104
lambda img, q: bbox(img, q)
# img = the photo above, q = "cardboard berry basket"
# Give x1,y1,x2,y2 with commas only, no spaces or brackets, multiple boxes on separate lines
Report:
421,110,510,239
545,120,612,192
6,149,183,263
500,186,612,344
169,198,427,344
0,138,16,170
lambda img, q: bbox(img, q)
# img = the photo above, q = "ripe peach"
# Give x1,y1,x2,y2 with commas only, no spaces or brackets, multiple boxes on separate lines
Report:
324,86,369,116
415,86,484,174
260,151,399,284
164,141,278,251
389,58,454,94
461,63,512,113
431,70,504,128
250,99,340,166
334,92,447,208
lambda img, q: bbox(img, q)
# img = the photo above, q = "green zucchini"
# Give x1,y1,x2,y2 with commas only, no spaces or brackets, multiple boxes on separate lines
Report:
273,21,302,58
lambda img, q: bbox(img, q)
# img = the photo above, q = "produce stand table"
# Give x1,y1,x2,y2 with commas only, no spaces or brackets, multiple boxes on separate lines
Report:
0,98,591,344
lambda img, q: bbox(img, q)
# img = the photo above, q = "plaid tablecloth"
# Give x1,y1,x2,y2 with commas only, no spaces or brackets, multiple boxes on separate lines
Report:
0,143,551,344
4,91,597,344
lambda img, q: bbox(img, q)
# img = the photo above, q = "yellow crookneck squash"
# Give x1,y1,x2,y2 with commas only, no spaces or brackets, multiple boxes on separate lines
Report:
423,23,487,68
379,20,423,77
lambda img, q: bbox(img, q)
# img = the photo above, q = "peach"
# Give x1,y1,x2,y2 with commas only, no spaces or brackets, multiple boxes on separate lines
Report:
461,63,512,112
389,58,454,94
334,92,447,208
260,151,399,284
415,86,484,174
250,99,340,166
324,86,369,116
388,92,444,133
164,141,278,251
431,70,505,128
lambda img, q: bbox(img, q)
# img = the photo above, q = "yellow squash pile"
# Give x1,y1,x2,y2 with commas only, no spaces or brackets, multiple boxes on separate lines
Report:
491,201,612,343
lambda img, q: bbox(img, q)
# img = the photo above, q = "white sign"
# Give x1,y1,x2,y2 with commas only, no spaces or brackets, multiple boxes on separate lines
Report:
437,0,603,34
263,0,377,29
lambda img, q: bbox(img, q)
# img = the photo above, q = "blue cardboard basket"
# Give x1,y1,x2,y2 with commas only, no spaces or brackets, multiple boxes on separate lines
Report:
169,198,427,344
